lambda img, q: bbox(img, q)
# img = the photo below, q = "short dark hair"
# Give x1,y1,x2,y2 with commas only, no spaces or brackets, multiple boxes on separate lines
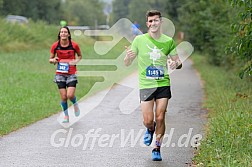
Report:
146,10,162,21
58,26,71,41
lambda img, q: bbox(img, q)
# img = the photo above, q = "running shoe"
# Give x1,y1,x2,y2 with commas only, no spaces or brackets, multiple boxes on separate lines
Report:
62,116,69,123
152,148,162,161
143,122,156,146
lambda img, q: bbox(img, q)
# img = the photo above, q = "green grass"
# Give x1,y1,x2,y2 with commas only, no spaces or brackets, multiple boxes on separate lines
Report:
0,38,134,135
0,18,134,135
191,54,252,167
0,18,58,53
0,39,133,135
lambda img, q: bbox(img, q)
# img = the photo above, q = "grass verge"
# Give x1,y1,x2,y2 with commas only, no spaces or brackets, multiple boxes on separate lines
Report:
191,54,252,167
0,33,133,136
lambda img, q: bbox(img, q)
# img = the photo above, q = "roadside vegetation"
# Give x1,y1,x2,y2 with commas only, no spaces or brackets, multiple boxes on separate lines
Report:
0,0,251,166
0,18,131,136
191,54,251,166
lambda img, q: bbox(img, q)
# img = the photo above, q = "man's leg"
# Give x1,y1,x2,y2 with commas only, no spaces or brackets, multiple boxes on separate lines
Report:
155,98,168,146
141,99,155,129
152,98,168,161
141,99,156,146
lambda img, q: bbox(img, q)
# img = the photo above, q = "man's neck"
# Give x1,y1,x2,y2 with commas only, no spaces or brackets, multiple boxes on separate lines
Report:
148,31,161,40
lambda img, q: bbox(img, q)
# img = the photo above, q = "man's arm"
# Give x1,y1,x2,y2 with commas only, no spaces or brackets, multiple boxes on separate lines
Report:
167,55,182,70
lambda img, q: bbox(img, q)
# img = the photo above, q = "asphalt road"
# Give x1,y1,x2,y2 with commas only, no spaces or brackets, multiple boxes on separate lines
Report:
0,59,207,167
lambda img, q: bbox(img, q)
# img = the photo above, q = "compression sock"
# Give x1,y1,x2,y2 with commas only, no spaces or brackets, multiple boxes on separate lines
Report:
70,96,77,105
70,96,80,116
155,140,161,148
60,101,68,116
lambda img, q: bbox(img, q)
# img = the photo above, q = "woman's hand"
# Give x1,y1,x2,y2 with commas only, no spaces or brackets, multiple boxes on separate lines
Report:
49,57,59,65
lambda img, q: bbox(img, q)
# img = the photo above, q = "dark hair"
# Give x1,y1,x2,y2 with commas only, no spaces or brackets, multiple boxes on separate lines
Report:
58,26,71,41
145,10,162,21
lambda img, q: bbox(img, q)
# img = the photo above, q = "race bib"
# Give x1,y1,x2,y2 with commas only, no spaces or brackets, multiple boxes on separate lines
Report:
57,63,69,73
146,65,164,79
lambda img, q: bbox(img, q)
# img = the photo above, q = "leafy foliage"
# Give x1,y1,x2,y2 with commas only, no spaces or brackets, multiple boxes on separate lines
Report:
0,0,106,25
0,18,58,52
178,0,236,66
112,0,131,22
112,0,168,32
227,0,252,78
1,0,251,79
1,0,63,24
192,54,252,166
63,0,106,26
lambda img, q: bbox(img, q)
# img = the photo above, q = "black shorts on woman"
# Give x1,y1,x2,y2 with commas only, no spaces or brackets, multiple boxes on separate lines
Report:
54,74,78,89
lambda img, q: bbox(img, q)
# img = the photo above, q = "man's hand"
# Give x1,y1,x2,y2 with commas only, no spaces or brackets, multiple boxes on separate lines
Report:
167,56,182,70
124,46,136,66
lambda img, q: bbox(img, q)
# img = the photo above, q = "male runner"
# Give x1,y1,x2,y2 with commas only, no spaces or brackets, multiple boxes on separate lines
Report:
124,10,182,161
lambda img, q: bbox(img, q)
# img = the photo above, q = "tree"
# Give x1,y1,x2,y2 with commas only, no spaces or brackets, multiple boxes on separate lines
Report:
0,0,3,15
0,0,107,25
178,0,234,66
127,0,152,32
63,0,106,26
112,0,131,22
1,0,26,16
165,0,185,25
112,0,168,32
227,0,252,78
0,0,63,24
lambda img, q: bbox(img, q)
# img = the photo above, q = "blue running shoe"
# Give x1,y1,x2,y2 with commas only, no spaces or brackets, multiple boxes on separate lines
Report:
152,148,162,161
143,122,156,146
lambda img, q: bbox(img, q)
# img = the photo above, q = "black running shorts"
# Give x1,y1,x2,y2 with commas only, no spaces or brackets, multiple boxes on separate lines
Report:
140,86,171,101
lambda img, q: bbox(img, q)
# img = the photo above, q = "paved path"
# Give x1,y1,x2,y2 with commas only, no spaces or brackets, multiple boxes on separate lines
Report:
0,59,206,167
